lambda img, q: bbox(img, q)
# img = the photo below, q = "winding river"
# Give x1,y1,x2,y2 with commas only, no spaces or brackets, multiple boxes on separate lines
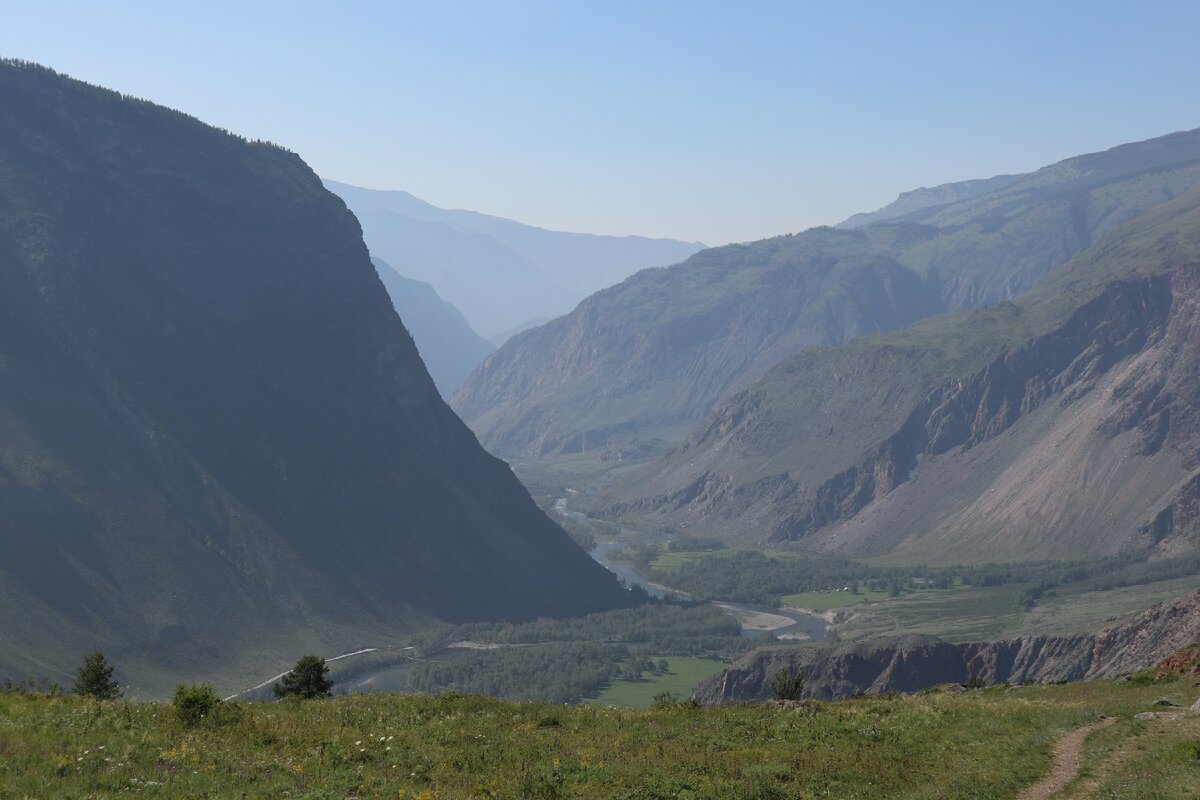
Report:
566,499,827,641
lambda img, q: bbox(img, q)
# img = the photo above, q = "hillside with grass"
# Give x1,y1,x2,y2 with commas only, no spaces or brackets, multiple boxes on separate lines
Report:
3,673,1198,799
453,128,1200,459
605,187,1200,561
0,60,629,696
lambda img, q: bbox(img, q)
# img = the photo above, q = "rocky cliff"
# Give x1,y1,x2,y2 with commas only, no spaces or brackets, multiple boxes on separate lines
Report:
610,187,1200,561
693,590,1200,704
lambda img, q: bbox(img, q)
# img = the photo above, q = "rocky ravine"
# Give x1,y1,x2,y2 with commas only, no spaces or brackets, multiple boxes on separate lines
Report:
693,590,1200,704
610,188,1200,561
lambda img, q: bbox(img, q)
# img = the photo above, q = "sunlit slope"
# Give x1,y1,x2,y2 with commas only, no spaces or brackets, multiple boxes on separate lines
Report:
613,188,1200,561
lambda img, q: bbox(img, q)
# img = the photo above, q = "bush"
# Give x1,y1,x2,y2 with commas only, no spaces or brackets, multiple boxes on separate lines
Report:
274,655,333,699
770,667,804,701
73,652,121,700
173,683,221,726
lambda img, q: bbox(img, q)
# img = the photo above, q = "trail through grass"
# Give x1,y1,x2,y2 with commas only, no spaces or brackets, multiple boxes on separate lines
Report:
2,679,1197,799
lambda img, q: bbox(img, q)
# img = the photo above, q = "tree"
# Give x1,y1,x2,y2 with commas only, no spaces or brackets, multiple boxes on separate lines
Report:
73,651,121,700
273,655,333,699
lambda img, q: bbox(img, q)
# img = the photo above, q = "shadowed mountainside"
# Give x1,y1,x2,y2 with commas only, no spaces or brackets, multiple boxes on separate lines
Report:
0,61,629,695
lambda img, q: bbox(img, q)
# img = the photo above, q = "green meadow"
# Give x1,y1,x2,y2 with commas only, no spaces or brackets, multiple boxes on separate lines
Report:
3,677,1198,799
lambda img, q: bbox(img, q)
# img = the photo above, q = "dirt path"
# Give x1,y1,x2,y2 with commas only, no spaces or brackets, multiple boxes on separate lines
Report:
1014,716,1116,800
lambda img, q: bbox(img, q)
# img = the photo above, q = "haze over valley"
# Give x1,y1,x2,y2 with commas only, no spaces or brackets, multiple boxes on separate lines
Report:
3,5,1200,796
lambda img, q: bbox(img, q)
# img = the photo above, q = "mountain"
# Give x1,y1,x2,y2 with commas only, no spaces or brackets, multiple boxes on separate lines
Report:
325,180,705,339
371,257,493,397
608,186,1200,561
453,128,1200,459
838,173,1023,229
0,60,629,695
693,589,1200,703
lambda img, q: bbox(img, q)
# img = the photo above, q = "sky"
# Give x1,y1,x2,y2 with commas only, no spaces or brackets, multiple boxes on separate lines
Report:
4,1,1200,245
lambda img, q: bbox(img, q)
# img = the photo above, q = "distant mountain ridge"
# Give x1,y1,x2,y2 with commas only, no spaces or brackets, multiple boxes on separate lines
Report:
371,257,493,397
0,60,628,694
838,173,1023,229
453,127,1200,459
325,180,705,339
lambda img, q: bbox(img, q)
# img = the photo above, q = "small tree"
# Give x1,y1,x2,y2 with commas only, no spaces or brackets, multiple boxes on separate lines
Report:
73,651,121,700
273,655,332,699
770,667,804,701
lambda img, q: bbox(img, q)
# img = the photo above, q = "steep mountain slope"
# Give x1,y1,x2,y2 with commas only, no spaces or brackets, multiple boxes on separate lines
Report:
0,61,628,694
454,129,1200,458
838,173,1023,229
372,257,493,397
326,180,704,338
693,589,1200,703
612,188,1200,561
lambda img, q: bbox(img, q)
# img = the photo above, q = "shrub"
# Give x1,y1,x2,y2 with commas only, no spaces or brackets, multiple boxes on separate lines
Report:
173,683,222,726
770,667,804,701
73,652,121,700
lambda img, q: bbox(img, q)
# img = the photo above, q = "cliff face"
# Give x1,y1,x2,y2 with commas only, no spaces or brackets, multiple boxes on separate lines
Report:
693,590,1200,704
611,189,1200,561
0,61,628,694
454,129,1200,459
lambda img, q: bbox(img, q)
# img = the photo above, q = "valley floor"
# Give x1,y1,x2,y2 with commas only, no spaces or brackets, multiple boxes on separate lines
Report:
2,679,1197,799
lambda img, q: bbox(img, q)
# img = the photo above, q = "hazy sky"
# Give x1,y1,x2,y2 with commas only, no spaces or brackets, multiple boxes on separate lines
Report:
5,1,1200,245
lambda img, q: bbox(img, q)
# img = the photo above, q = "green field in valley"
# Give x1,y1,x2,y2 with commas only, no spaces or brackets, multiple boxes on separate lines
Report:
585,657,727,708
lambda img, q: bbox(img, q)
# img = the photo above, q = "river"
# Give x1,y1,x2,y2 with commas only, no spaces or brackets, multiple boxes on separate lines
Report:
573,501,827,642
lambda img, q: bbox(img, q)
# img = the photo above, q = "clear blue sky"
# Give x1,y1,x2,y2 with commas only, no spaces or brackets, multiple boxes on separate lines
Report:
4,1,1199,245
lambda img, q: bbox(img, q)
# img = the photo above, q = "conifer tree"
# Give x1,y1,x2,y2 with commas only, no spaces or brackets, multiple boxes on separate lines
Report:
273,655,333,699
73,651,121,700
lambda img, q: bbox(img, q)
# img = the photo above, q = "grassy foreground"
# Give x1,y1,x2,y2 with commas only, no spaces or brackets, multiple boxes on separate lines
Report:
1,680,1197,799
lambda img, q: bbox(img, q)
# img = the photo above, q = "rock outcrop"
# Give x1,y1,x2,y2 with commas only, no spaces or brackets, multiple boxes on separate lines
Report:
693,590,1200,704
